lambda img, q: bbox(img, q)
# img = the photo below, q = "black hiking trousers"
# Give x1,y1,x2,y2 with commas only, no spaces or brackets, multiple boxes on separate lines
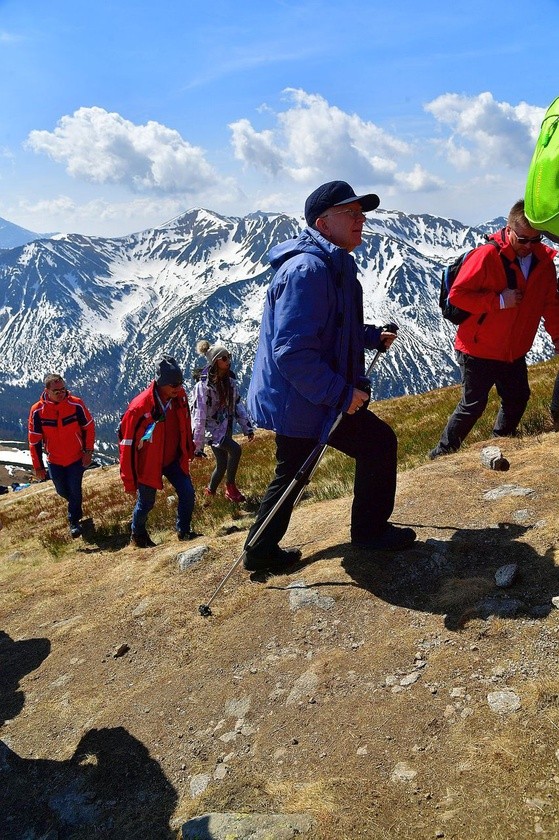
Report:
244,407,397,558
438,352,530,453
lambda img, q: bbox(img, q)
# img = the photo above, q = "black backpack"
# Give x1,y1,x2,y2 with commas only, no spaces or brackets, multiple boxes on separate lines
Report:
439,237,516,325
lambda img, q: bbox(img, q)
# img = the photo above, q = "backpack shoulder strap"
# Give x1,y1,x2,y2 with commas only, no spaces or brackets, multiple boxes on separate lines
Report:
484,235,517,289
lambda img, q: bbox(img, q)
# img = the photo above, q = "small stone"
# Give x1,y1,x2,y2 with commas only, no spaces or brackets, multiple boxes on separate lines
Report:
391,762,417,782
213,764,227,780
483,485,534,501
487,690,521,714
480,446,509,471
113,643,130,658
189,773,210,798
177,545,208,571
400,672,421,686
132,598,150,617
495,563,518,588
449,686,466,698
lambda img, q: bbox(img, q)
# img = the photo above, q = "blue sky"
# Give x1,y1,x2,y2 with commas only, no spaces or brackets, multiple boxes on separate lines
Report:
1,0,558,237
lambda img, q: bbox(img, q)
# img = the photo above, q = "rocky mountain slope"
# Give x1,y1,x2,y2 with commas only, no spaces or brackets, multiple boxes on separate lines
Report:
1,431,558,839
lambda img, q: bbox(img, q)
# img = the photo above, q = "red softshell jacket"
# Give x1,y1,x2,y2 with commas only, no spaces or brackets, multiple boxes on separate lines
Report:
28,391,95,469
449,230,559,362
118,382,194,493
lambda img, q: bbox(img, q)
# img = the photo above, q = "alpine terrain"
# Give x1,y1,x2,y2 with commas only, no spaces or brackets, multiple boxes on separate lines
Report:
0,208,554,449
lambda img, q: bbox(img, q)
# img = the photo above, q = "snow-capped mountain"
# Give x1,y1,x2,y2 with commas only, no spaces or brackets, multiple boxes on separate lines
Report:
0,216,43,250
0,208,554,446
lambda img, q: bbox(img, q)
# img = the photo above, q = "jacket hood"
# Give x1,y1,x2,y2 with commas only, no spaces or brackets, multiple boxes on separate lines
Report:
268,227,345,272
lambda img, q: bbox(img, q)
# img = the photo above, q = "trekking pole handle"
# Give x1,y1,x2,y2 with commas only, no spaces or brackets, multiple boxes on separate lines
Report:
378,322,398,352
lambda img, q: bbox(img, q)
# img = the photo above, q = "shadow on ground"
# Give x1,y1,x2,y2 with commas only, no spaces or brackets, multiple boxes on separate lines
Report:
0,631,177,840
330,522,559,630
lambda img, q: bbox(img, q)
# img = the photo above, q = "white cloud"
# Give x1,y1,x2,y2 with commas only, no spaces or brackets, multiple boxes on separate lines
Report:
26,107,221,194
425,92,545,170
229,88,436,192
395,164,444,192
15,195,201,235
230,118,284,175
20,196,77,217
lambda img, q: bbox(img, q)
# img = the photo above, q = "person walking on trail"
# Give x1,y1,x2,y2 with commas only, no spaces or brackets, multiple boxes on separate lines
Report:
119,355,198,548
242,179,416,574
429,199,559,460
191,339,254,504
28,374,95,538
550,369,559,431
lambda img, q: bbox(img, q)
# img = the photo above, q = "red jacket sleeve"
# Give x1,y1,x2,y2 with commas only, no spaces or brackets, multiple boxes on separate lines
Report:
28,402,44,471
77,399,95,451
119,406,143,493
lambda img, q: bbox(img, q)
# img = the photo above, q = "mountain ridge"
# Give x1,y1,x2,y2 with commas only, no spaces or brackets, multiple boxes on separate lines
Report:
0,208,553,446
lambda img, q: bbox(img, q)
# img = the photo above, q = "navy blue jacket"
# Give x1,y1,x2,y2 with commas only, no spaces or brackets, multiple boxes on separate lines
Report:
248,227,383,441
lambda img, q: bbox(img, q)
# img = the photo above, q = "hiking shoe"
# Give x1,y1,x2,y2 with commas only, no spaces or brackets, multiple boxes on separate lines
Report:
130,532,156,548
225,483,246,503
70,523,82,539
428,444,451,460
177,529,203,541
352,525,417,552
243,547,302,572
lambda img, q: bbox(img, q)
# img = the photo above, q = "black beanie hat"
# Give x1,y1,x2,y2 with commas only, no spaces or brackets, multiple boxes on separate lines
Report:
155,355,183,387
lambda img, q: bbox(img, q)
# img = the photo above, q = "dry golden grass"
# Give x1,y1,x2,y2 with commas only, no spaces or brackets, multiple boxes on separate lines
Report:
2,361,559,839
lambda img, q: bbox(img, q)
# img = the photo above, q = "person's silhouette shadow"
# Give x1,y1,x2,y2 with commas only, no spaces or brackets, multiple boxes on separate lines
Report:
0,631,177,839
341,522,559,630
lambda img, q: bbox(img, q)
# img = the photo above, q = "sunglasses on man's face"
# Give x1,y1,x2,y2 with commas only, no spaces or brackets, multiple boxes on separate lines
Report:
511,228,542,244
49,388,66,394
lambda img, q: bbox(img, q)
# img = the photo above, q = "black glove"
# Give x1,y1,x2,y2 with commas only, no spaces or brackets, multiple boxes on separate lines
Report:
379,322,398,352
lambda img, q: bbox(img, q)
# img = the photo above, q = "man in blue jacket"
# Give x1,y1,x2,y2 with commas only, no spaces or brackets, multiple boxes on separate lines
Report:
244,180,416,573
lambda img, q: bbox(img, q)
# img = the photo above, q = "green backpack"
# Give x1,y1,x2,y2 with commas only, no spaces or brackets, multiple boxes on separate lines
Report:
525,96,559,236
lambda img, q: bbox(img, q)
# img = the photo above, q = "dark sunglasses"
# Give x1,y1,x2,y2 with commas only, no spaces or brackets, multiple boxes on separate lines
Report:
511,228,542,244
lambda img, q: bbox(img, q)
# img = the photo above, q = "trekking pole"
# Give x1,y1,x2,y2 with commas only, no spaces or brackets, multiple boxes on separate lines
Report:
197,435,335,617
198,324,397,618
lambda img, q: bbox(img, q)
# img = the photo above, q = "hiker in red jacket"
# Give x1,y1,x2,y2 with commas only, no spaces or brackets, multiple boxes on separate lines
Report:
119,355,197,548
28,374,95,538
430,199,559,458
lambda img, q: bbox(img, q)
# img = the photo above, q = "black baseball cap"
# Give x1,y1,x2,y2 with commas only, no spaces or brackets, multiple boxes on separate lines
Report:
304,180,380,227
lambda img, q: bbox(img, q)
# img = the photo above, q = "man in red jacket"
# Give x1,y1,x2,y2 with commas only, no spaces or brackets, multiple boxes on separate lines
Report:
28,374,95,537
119,355,197,548
430,199,559,458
